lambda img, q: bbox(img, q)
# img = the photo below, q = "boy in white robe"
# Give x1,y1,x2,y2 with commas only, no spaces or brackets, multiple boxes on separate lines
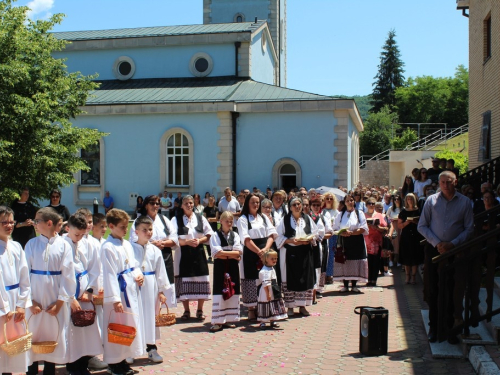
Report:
0,206,32,375
76,209,108,371
25,207,76,375
92,213,107,342
131,216,171,363
63,214,103,375
102,209,145,375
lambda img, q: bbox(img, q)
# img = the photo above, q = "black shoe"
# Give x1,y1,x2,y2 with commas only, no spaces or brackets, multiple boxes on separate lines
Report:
428,329,437,343
316,292,322,299
447,335,459,345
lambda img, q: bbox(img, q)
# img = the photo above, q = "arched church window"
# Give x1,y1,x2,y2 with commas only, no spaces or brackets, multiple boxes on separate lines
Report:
234,13,245,23
166,133,189,186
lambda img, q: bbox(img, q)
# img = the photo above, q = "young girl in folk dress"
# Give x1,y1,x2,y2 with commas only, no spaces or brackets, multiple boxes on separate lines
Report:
209,211,243,332
257,249,287,329
0,206,31,375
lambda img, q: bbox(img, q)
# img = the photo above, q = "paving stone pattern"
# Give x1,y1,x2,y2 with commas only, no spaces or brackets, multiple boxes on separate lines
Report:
47,265,475,375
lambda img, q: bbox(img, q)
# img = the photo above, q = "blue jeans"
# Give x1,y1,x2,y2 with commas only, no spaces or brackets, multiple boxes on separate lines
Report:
326,235,338,276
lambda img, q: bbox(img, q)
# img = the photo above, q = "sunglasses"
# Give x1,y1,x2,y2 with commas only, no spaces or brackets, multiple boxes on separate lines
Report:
325,197,333,201
33,219,45,225
292,203,301,207
366,203,376,206
51,195,60,199
311,204,321,207
149,202,160,206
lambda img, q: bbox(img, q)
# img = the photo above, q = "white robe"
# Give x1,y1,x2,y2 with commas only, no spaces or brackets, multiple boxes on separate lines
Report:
132,242,171,345
87,235,105,339
102,236,145,364
24,235,76,364
0,239,32,372
63,236,103,362
130,214,177,308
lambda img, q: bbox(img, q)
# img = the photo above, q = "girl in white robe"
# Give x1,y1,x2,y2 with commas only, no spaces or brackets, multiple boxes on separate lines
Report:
131,215,171,363
0,206,32,374
25,207,76,375
63,214,103,373
101,209,145,375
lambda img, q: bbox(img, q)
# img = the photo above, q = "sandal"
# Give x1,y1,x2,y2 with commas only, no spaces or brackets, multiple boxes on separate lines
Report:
181,310,191,320
299,307,310,316
209,324,223,332
196,310,206,321
259,323,267,329
222,323,236,328
339,287,349,293
271,322,280,328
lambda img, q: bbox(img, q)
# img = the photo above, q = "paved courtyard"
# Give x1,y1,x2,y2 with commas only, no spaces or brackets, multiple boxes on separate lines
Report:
51,265,476,375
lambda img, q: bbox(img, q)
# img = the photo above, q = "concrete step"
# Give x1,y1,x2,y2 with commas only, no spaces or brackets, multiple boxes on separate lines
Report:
421,310,464,359
478,288,500,344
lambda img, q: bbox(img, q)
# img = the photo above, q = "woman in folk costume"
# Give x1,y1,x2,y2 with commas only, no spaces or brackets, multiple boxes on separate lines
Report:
0,206,32,374
171,195,213,321
63,214,102,375
129,195,177,308
25,207,76,375
236,193,277,320
276,197,319,317
310,198,333,298
209,211,243,332
131,215,171,363
101,209,145,375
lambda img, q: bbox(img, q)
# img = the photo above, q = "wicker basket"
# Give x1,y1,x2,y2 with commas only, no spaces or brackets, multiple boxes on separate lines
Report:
155,303,176,327
28,314,59,354
108,311,136,346
0,319,32,356
71,301,96,327
93,291,104,306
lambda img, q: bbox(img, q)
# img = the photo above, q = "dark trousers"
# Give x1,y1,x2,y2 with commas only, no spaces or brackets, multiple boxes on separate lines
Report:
27,361,55,375
368,254,380,284
147,344,157,351
66,356,91,372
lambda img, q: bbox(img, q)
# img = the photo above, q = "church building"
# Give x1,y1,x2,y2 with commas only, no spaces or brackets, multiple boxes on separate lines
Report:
52,0,363,212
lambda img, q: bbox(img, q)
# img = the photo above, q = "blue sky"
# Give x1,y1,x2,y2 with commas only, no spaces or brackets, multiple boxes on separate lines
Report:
17,0,469,96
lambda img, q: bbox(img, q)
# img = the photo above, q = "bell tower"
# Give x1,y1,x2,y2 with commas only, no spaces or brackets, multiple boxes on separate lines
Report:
203,0,287,87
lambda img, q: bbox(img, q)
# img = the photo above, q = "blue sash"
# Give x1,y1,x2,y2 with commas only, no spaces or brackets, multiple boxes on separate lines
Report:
142,271,156,276
30,270,62,276
117,267,136,308
5,283,20,291
75,270,89,298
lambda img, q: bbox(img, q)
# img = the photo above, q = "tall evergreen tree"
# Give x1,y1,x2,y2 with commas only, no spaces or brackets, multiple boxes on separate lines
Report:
371,29,405,112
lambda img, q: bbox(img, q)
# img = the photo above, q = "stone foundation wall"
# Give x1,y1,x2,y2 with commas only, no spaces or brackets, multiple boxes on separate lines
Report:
359,160,389,187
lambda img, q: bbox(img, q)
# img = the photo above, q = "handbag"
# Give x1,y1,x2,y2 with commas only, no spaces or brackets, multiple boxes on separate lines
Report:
222,272,236,301
335,236,346,264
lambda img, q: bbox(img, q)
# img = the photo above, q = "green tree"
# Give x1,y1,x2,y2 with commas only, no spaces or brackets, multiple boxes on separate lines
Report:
360,106,399,157
371,29,405,112
394,65,469,128
391,128,418,150
434,150,468,175
0,0,105,204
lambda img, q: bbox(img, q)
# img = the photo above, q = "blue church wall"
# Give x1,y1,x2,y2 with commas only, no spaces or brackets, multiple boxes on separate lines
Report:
250,31,276,85
53,44,236,80
50,113,222,213
209,0,272,24
236,111,337,191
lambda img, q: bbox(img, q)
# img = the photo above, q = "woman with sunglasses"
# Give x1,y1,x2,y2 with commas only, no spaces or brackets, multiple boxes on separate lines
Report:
11,187,37,248
398,193,424,285
310,198,332,299
332,193,369,293
46,188,71,222
237,193,277,320
276,197,318,316
130,195,177,308
322,192,339,284
386,195,403,266
353,191,367,212
414,169,432,198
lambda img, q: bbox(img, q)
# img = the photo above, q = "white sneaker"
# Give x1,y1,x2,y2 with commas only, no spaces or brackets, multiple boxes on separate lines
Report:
125,357,134,365
88,356,108,370
384,271,393,276
148,349,163,363
389,261,394,267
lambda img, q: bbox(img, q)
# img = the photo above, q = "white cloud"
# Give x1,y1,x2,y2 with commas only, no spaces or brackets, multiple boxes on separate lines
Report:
26,0,54,19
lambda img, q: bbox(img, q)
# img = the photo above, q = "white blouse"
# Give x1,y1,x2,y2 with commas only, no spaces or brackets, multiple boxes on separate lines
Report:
276,215,319,249
333,210,369,235
209,231,243,258
171,214,213,247
129,214,175,243
237,214,277,244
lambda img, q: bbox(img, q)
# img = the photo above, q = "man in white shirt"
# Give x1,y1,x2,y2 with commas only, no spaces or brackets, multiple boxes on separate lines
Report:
382,193,392,213
218,187,241,215
160,191,171,217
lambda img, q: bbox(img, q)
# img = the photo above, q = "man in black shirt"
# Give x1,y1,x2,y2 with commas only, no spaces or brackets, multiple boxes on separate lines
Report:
426,158,442,184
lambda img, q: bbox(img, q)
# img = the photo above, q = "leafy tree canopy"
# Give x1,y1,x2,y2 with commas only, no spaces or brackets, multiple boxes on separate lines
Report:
371,29,405,112
394,65,468,129
359,106,399,157
0,0,106,205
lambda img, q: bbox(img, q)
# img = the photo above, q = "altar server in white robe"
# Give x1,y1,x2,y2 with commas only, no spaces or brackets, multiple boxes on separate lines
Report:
63,214,103,375
129,195,177,308
102,209,145,375
131,215,171,363
0,206,32,374
91,213,108,343
25,207,76,375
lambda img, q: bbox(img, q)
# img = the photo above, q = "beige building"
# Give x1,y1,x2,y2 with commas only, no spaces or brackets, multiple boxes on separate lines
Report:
457,0,500,168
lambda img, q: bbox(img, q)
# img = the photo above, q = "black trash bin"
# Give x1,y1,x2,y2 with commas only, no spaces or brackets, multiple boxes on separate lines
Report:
354,306,388,356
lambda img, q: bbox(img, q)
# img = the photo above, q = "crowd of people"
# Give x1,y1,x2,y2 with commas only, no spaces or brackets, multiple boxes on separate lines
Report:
2,157,500,374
